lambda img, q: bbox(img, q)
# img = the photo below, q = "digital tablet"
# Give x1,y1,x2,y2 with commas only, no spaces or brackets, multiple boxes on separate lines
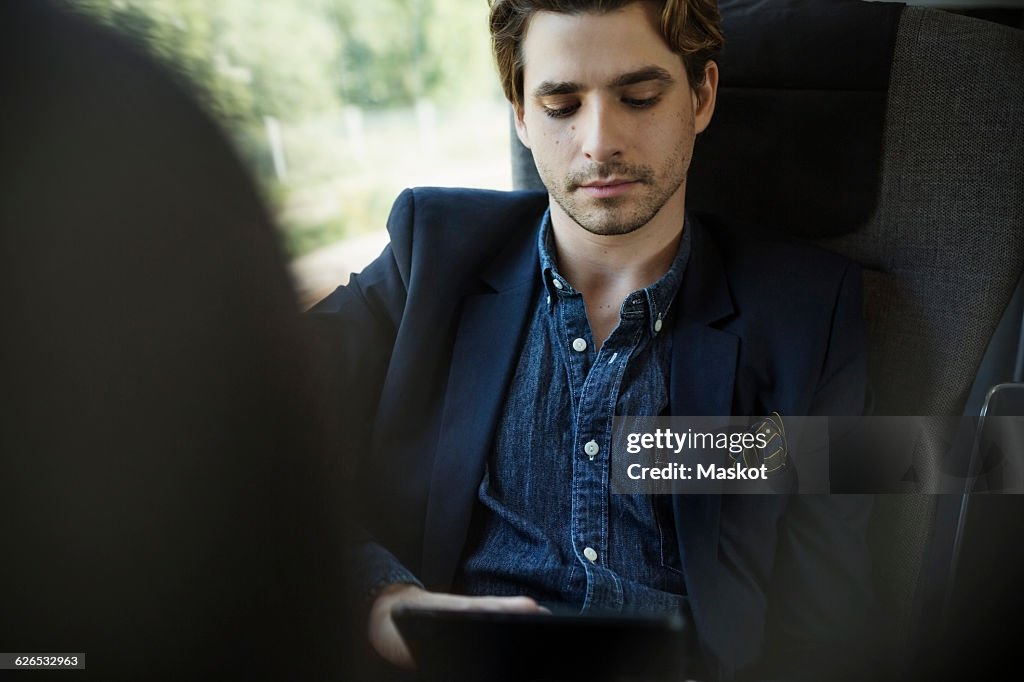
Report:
392,606,694,682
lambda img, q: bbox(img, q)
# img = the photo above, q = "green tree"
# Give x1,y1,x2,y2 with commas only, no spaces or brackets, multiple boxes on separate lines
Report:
69,0,253,125
70,0,345,122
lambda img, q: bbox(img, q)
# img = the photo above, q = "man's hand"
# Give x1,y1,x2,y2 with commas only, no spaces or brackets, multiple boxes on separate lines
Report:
368,583,548,670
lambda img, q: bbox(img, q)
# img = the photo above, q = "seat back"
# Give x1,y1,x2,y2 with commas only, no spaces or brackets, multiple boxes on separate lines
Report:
809,8,1023,674
840,8,1024,677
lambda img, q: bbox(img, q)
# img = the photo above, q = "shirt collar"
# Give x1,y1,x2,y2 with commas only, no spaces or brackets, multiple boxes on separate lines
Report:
536,210,692,334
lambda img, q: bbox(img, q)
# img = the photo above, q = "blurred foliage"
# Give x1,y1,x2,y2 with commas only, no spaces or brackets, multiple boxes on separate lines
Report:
69,0,252,125
68,0,498,115
283,186,396,256
65,0,508,259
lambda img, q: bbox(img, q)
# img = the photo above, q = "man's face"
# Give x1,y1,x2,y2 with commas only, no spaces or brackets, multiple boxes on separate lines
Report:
514,2,717,236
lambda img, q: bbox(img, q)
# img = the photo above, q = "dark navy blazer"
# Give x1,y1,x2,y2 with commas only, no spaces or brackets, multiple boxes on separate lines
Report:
312,187,876,680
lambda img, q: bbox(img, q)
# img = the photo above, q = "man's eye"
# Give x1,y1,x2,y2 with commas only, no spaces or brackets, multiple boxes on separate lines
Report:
623,96,660,109
543,103,579,118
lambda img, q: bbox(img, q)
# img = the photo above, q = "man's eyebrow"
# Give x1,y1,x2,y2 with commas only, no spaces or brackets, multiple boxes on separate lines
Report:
532,67,675,98
532,66,675,98
533,80,584,98
608,66,675,88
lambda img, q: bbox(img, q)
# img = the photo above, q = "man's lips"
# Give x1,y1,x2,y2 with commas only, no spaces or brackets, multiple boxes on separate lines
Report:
577,178,639,198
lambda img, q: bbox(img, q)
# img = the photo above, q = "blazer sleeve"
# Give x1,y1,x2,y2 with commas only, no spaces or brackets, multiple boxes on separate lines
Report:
307,191,425,612
308,188,427,482
752,263,880,682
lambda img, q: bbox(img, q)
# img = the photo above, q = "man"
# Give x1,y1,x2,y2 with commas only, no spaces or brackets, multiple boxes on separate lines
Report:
312,1,876,679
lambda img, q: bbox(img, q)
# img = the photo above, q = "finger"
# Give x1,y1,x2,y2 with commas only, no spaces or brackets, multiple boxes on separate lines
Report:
369,616,417,671
447,595,547,612
383,628,417,671
396,591,548,614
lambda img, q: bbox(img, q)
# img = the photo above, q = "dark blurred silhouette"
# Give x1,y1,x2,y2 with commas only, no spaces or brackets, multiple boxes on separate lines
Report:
0,2,347,678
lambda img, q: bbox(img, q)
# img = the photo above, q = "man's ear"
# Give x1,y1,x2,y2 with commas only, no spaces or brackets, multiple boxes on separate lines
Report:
693,60,719,134
513,105,531,149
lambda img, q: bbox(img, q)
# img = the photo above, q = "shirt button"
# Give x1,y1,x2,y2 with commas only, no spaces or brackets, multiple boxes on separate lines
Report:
584,440,599,457
584,547,598,563
552,278,564,290
572,338,587,352
654,318,663,333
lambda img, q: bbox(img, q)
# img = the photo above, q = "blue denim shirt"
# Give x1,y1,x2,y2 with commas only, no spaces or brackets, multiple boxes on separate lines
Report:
455,213,691,614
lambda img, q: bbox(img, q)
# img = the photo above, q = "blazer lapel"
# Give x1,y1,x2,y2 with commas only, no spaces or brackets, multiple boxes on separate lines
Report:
420,233,538,589
669,215,738,419
668,217,750,678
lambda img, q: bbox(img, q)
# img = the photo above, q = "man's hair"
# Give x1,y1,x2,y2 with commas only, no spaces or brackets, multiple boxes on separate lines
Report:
489,0,724,112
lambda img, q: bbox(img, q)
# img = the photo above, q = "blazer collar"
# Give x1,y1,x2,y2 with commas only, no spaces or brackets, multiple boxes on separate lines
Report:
478,207,545,293
669,214,739,418
679,213,735,326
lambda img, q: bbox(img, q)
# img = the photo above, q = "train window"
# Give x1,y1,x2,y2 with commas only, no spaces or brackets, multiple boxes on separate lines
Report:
69,0,512,306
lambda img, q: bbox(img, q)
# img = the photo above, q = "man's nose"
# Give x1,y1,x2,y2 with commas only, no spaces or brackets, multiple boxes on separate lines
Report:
580,100,625,164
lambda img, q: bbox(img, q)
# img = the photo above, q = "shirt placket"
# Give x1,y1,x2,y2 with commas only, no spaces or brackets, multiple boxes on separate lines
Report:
556,285,646,612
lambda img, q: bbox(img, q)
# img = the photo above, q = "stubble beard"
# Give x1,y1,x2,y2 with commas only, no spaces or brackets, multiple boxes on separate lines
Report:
538,143,689,237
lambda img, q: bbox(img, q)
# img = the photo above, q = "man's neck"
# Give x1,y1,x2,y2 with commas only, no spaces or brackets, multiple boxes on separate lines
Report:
547,191,686,349
548,194,685,301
